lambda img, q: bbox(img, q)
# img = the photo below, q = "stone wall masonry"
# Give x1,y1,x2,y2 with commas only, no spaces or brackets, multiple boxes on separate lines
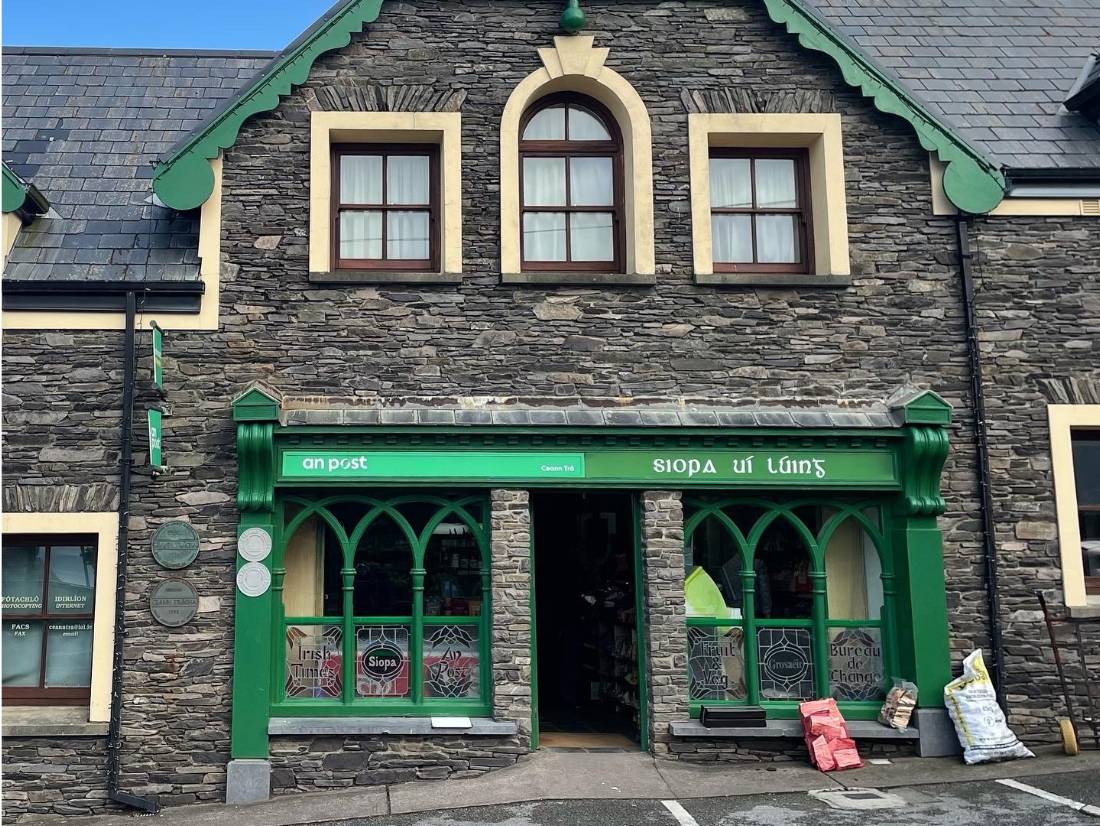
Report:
665,738,914,764
268,735,525,793
970,216,1099,741
0,0,1094,817
490,489,533,745
2,737,108,819
642,490,688,755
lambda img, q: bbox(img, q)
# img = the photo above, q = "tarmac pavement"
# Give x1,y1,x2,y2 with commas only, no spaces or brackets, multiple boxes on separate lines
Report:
45,746,1100,826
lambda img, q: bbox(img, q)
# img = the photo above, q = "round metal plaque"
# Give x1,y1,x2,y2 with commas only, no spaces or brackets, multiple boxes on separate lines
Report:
236,562,271,598
149,579,199,627
151,520,200,570
237,527,272,562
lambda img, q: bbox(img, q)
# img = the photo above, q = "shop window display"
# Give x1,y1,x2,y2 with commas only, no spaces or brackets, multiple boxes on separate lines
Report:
684,498,891,712
278,494,489,714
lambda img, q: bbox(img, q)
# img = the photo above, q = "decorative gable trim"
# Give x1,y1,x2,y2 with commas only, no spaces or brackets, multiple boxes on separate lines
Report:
152,0,383,212
762,0,1006,214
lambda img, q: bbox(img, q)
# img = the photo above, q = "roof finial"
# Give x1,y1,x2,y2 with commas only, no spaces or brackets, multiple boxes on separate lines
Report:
560,0,586,33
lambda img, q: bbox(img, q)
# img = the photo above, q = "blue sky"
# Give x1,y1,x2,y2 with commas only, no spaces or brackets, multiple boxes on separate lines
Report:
3,0,336,49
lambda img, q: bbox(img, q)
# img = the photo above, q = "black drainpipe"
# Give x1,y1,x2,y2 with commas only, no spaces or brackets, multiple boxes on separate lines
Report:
105,291,159,813
955,215,1007,709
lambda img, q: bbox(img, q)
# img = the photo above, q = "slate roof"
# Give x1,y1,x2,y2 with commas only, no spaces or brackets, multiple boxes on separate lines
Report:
803,0,1100,170
2,48,274,281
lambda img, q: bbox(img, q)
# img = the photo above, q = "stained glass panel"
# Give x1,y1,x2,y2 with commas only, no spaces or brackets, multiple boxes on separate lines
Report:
757,626,814,700
285,624,343,700
828,627,885,701
687,625,746,701
356,625,410,698
423,625,480,699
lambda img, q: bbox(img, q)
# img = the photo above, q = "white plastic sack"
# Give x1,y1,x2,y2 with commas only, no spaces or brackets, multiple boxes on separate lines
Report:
944,649,1034,765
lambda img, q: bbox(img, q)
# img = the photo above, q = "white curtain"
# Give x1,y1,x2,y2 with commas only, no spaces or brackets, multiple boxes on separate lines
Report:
570,213,613,261
523,106,566,140
339,211,382,260
710,158,751,209
340,155,382,204
523,212,566,261
756,215,797,263
711,214,752,263
755,159,796,208
523,157,566,206
568,107,610,140
387,155,429,205
387,211,430,260
569,157,613,206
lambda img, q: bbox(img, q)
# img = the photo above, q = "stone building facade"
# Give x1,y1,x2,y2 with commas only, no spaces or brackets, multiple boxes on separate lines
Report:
2,0,1097,820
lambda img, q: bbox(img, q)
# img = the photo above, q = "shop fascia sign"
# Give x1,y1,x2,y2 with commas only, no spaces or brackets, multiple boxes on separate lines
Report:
279,449,897,486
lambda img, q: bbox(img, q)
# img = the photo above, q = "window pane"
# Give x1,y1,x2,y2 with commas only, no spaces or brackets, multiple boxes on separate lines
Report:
712,214,752,263
356,625,410,697
523,157,567,206
2,620,43,686
756,214,799,264
424,523,482,617
353,516,412,616
828,627,885,701
710,158,751,209
523,212,566,261
424,625,480,699
757,626,814,700
685,516,743,618
44,621,93,687
386,211,430,260
1072,434,1100,507
569,212,614,262
2,545,45,614
754,517,813,619
688,625,747,701
285,624,343,699
568,106,611,140
755,158,797,208
386,155,430,205
824,513,883,621
339,155,382,204
48,545,96,614
523,106,565,140
569,157,613,206
339,211,382,260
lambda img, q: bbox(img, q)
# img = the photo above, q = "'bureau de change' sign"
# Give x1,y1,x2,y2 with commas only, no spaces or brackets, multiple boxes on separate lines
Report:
279,449,897,487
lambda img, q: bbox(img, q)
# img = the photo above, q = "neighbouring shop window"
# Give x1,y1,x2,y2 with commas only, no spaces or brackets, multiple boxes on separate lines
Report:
333,145,439,271
279,494,489,713
1073,432,1100,595
2,535,97,704
684,499,890,710
709,150,811,273
520,94,624,271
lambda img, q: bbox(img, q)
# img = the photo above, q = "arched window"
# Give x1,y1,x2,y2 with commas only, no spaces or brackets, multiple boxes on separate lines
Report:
519,94,623,272
279,494,489,712
684,498,894,712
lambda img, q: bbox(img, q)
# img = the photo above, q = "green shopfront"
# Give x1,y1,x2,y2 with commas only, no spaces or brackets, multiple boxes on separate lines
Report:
228,385,956,792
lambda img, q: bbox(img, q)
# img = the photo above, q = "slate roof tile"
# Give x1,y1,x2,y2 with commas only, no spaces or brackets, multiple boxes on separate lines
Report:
3,48,273,282
804,0,1100,169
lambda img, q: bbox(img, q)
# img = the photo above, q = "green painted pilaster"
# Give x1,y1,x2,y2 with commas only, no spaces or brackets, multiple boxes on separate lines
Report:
230,387,280,760
740,568,760,705
810,569,829,699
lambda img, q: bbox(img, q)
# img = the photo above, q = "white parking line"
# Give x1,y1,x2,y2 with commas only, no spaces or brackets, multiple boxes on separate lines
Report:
996,778,1100,817
662,799,701,826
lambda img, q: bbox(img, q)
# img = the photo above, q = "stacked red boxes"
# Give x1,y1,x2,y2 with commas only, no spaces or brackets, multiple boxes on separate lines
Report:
799,698,864,771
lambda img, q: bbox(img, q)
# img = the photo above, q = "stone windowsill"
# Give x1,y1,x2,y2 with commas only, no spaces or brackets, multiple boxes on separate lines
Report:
695,272,852,287
268,717,518,737
1067,604,1100,620
669,719,919,740
309,270,464,285
501,271,656,286
2,706,109,738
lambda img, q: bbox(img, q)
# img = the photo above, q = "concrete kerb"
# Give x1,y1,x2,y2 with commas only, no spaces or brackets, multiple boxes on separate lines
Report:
41,748,1100,826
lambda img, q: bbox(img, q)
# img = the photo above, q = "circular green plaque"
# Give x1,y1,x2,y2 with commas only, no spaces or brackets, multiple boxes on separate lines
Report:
149,579,199,627
151,521,200,570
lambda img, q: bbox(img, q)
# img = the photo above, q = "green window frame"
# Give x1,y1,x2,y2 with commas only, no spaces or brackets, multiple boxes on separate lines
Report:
272,492,491,717
684,496,898,720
